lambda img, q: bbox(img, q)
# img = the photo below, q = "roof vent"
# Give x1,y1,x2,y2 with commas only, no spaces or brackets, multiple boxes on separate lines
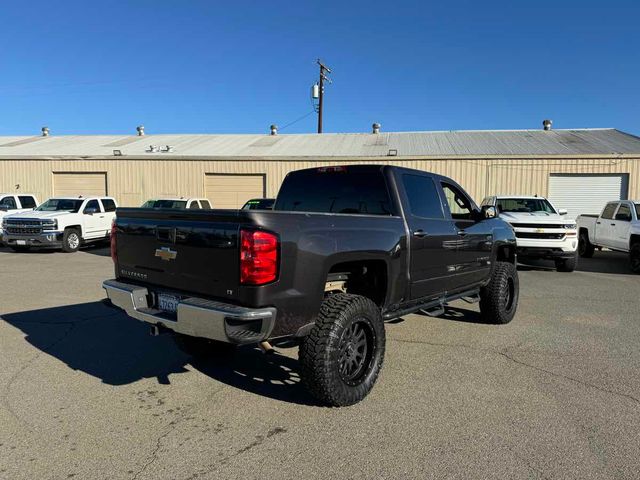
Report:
137,125,145,136
163,145,174,153
270,124,278,136
542,119,552,131
372,123,381,134
148,145,159,153
41,126,50,137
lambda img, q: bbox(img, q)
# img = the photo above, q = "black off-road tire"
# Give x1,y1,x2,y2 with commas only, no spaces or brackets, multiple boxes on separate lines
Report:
62,228,81,253
630,243,640,274
299,293,385,407
556,254,578,272
479,261,519,324
172,333,236,359
578,231,595,258
9,246,31,253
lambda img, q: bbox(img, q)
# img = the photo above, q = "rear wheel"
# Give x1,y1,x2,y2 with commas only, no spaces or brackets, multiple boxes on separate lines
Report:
555,254,578,272
578,232,595,258
479,261,519,324
630,243,640,274
299,293,385,407
62,228,81,253
172,333,236,360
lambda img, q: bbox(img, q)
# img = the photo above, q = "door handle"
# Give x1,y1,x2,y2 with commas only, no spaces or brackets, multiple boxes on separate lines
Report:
596,221,601,224
610,223,616,226
412,229,427,238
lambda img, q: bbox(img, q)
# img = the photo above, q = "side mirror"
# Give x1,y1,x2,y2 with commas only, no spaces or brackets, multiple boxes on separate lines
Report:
0,205,8,212
558,208,568,216
481,205,497,219
84,207,98,215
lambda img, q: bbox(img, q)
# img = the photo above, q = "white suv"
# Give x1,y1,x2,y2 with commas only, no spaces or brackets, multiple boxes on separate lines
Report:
2,196,117,252
481,195,578,272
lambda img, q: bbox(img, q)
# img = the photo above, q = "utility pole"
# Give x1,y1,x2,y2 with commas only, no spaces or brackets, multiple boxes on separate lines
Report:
316,59,331,134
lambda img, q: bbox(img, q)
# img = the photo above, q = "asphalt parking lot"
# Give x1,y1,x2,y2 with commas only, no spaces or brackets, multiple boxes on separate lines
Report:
0,247,639,480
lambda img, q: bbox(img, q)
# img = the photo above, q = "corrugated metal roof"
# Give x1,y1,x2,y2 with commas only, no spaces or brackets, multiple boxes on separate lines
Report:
0,128,638,158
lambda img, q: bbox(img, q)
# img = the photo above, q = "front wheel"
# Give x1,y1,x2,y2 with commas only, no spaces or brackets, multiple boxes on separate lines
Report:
630,243,640,274
556,254,578,272
578,232,595,258
299,293,385,407
479,261,519,324
62,228,81,253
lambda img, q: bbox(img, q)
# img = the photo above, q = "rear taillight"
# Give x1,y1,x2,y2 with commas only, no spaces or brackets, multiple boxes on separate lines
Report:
110,220,117,263
240,229,279,285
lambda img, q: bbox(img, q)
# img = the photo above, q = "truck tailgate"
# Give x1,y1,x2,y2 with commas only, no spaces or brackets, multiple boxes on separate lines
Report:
114,209,247,299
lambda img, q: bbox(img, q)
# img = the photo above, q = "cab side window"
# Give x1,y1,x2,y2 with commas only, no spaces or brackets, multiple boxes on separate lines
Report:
0,196,17,209
18,196,36,209
84,199,100,213
615,204,632,222
101,199,116,212
189,201,200,209
601,202,618,220
200,200,211,209
441,183,474,220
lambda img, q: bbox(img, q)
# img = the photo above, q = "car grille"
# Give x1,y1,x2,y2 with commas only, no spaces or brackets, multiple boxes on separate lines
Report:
511,223,564,229
516,232,565,240
4,219,42,235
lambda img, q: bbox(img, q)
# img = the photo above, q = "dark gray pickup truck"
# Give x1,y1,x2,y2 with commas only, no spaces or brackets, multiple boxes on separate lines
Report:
104,165,518,406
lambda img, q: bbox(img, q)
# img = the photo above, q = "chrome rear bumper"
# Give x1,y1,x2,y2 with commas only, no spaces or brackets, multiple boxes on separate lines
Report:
102,279,276,344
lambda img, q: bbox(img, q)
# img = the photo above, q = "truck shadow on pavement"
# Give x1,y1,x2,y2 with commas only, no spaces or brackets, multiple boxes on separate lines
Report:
517,250,632,275
1,301,318,406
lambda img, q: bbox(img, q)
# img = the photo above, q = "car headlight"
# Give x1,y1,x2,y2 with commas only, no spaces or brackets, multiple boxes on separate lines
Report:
42,219,58,231
564,223,577,229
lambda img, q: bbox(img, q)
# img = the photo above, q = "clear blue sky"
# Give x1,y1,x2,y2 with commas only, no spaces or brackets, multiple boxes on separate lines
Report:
1,0,639,136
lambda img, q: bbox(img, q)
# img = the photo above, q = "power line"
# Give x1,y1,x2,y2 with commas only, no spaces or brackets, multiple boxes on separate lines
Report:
278,110,316,132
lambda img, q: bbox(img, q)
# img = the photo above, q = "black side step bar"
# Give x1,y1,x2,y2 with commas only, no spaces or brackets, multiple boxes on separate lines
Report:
382,288,481,321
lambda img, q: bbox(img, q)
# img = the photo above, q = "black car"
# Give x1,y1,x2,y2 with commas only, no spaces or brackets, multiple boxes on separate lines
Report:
104,165,518,406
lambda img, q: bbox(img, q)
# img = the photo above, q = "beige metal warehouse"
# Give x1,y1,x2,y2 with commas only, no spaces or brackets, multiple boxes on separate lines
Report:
0,127,639,217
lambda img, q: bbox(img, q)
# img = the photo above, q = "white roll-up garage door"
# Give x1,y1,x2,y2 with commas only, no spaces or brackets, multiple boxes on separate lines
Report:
204,174,265,209
53,172,107,197
548,174,628,220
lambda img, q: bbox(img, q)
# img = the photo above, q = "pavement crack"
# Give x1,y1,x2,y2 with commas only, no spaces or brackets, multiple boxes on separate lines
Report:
497,350,640,406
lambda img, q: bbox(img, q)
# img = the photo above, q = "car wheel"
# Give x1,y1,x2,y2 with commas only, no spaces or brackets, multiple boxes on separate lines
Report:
578,232,595,258
556,254,578,272
299,293,385,407
630,243,640,274
172,333,236,359
479,261,519,324
62,228,81,253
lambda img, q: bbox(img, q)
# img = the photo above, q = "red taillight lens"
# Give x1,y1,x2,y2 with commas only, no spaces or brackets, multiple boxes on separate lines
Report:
240,229,279,285
110,221,117,263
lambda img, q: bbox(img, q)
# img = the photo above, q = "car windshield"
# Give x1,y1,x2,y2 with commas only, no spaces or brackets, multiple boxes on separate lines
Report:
36,199,84,213
497,198,557,214
141,200,188,209
242,199,275,210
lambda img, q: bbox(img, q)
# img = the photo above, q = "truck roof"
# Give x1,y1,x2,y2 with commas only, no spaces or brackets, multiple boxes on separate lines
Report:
493,195,548,200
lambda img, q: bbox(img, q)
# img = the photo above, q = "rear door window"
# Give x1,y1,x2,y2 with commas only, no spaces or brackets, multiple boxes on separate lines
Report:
200,200,211,209
402,174,444,219
18,196,36,209
601,202,618,220
189,201,201,209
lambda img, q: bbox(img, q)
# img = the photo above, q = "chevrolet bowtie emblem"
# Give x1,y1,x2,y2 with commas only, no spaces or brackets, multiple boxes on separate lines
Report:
155,247,178,261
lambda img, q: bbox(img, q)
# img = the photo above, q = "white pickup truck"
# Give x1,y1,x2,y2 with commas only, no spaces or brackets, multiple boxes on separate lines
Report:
2,196,117,252
481,195,578,272
0,194,38,242
141,197,211,209
577,200,640,273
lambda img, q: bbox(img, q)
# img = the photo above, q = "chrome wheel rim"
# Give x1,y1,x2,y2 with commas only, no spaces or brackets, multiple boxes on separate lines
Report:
68,233,80,249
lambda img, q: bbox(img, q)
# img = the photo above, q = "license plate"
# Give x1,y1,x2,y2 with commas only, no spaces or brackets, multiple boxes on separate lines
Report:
16,240,26,245
157,294,179,313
